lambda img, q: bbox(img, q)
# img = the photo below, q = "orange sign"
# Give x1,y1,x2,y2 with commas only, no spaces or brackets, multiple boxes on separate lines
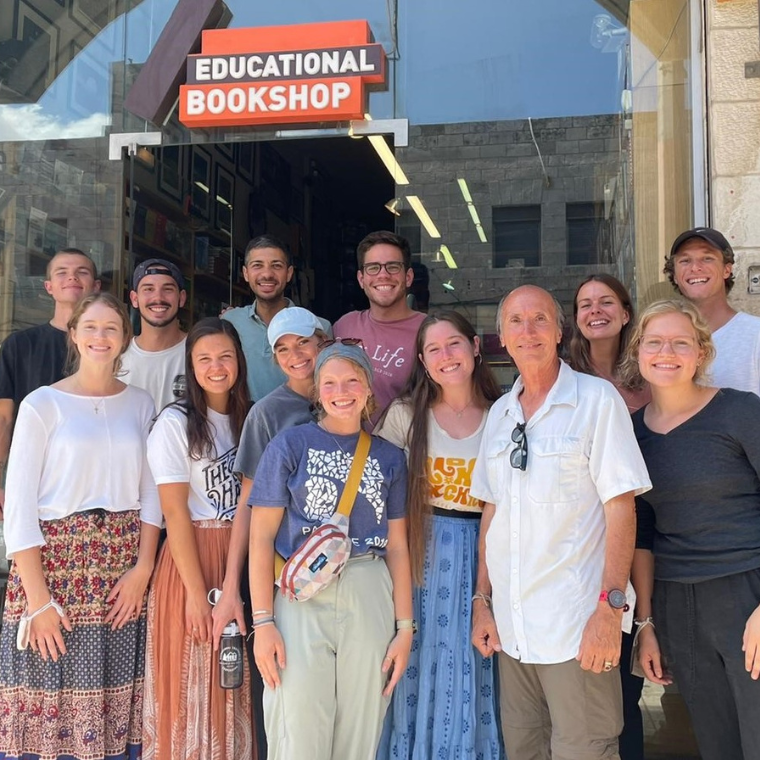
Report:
179,20,386,128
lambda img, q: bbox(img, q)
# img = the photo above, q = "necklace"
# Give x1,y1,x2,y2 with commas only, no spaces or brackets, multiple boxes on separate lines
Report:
440,397,473,418
317,421,356,456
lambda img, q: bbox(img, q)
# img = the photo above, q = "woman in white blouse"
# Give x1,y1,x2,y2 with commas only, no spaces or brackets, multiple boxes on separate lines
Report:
142,317,253,760
0,292,162,760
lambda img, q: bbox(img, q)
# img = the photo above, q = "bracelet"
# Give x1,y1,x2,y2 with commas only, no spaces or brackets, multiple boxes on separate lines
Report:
634,616,655,631
395,619,416,633
472,592,492,609
252,609,272,617
22,597,65,622
252,617,275,630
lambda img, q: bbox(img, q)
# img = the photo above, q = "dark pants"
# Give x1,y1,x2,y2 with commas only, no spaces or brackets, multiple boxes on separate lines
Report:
654,568,760,760
619,630,644,760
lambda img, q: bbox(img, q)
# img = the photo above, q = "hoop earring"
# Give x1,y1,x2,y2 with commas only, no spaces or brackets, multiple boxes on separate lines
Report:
476,354,483,366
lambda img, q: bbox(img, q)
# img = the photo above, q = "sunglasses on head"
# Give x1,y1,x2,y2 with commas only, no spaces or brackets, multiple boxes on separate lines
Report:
318,337,365,350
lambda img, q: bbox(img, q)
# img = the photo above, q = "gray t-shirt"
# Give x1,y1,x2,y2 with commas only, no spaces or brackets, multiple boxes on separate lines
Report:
634,388,760,583
249,422,408,559
234,383,314,480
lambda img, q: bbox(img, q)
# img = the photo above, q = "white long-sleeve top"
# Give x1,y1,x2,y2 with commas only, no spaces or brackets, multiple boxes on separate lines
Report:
3,384,162,557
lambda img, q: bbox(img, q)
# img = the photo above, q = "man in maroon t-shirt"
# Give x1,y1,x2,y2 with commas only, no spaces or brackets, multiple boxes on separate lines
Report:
333,231,425,427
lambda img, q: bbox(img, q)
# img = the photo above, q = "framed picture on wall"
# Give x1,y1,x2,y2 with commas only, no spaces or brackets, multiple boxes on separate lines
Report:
236,141,254,183
159,145,183,202
215,165,234,234
217,141,234,163
190,147,211,221
16,1,60,100
69,0,113,34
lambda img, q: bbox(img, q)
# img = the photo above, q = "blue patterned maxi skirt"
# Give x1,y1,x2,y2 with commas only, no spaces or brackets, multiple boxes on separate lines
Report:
377,513,505,760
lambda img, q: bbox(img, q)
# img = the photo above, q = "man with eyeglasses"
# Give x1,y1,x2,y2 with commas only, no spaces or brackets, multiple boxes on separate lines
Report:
333,231,425,427
665,227,760,395
222,234,331,401
469,285,651,760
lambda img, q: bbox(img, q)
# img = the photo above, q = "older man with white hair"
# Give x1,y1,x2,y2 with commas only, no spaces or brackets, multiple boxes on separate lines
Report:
470,285,651,760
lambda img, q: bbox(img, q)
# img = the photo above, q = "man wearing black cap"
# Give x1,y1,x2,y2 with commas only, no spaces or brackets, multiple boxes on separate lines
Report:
121,258,187,411
666,227,760,395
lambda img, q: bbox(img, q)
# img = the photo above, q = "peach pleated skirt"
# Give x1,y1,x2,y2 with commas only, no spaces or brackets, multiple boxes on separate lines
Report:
142,520,255,760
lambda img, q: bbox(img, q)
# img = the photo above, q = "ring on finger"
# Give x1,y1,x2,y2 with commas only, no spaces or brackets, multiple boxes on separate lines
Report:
603,660,613,672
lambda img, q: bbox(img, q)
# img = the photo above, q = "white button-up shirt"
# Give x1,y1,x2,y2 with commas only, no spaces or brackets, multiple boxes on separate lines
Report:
470,361,651,664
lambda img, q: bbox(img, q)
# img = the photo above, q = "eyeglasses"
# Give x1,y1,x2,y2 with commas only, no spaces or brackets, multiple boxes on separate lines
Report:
318,337,365,350
639,336,697,355
360,261,406,276
510,423,528,471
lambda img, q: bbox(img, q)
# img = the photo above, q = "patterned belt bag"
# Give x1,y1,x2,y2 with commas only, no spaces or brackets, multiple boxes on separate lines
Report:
278,430,370,602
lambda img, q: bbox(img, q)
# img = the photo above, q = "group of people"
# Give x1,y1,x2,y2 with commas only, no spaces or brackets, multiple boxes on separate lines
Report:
0,225,758,760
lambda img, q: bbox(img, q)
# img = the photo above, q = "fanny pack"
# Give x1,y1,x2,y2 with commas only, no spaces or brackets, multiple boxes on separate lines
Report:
276,430,370,602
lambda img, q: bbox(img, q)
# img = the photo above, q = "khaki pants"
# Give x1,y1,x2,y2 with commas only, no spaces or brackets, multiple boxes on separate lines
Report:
498,652,623,760
264,555,395,760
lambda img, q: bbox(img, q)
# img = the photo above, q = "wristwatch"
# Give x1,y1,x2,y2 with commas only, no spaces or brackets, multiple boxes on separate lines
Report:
599,589,628,610
396,618,418,634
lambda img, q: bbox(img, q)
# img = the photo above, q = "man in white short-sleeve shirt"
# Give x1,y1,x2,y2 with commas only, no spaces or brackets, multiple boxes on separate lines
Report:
665,227,760,395
469,285,651,760
121,258,187,412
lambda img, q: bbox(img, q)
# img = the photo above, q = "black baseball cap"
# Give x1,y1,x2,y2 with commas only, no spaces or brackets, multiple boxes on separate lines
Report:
133,258,186,290
669,227,734,262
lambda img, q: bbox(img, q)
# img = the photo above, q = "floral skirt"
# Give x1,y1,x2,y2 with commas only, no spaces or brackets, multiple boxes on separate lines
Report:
142,520,254,760
377,513,505,760
0,509,146,760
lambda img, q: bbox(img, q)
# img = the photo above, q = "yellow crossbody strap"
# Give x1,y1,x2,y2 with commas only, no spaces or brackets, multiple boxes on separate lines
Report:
336,429,371,517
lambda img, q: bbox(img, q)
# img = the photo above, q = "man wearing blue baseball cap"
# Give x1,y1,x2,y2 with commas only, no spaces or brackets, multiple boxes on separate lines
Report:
665,227,760,395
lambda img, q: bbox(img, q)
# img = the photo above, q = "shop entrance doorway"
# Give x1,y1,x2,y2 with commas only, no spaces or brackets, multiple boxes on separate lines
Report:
122,132,400,328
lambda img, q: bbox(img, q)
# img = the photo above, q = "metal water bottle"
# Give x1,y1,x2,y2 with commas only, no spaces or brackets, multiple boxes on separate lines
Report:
219,620,244,689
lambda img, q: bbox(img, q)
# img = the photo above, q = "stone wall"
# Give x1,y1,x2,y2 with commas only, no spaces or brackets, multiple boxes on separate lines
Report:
709,0,760,313
396,114,634,316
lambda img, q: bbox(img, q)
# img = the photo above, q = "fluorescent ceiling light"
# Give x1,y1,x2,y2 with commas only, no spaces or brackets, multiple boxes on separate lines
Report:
442,280,455,292
195,181,209,194
216,194,231,206
457,177,488,243
439,245,458,269
384,197,402,216
368,135,409,185
457,178,473,204
406,195,440,238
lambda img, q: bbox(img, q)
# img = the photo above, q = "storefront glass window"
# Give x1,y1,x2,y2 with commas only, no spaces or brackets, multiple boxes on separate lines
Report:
0,1,703,753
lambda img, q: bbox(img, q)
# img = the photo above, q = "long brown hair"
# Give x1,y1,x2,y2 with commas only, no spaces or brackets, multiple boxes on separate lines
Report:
65,292,132,376
166,318,251,460
394,310,502,584
568,274,643,389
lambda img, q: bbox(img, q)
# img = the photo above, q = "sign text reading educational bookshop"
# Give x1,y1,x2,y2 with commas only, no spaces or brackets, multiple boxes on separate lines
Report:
179,20,387,128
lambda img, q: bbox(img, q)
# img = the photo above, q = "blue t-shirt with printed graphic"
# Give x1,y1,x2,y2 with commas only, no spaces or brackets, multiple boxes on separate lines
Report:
249,421,408,559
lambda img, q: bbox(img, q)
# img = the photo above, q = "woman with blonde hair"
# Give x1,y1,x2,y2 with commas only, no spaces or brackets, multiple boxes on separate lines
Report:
0,292,162,760
249,340,412,760
626,299,760,760
376,310,503,760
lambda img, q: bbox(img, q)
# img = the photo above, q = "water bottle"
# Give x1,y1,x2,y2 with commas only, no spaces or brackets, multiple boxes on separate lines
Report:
219,620,244,689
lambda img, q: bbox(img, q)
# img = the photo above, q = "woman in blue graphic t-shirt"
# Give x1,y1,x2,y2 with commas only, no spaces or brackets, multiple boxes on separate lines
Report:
248,340,413,760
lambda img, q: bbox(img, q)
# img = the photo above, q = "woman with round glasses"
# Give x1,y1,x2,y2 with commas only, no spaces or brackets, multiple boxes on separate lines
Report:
621,299,760,760
569,274,649,760
375,310,504,760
